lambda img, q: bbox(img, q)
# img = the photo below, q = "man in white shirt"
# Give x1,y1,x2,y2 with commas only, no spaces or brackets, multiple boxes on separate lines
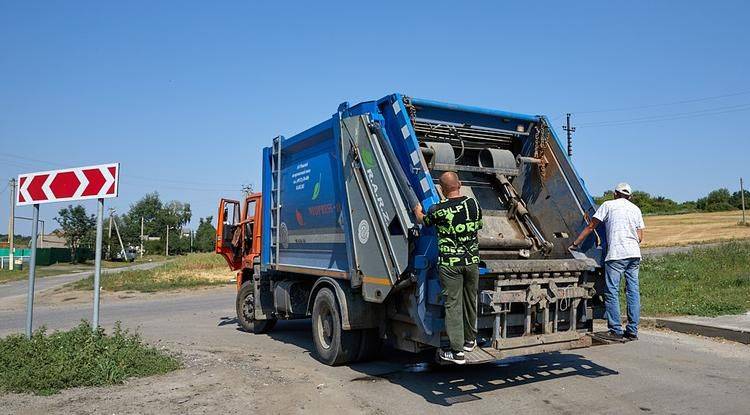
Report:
569,183,645,341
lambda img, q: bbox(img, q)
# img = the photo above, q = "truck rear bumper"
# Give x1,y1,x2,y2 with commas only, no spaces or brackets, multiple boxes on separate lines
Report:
444,331,593,365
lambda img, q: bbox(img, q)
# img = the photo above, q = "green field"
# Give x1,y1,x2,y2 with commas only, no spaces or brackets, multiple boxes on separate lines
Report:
638,241,750,316
69,253,231,292
0,322,179,395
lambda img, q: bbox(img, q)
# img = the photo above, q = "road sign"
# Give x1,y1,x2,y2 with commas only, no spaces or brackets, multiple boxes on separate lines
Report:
15,162,120,336
16,163,119,206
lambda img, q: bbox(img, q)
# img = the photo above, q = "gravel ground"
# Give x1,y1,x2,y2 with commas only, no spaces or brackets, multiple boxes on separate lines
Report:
1,286,749,414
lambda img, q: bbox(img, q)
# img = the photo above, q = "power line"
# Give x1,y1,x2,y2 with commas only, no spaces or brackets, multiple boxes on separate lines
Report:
578,103,750,128
0,152,243,190
572,90,750,115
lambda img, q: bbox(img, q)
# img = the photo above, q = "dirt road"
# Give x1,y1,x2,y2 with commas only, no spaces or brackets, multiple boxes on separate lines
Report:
1,286,748,414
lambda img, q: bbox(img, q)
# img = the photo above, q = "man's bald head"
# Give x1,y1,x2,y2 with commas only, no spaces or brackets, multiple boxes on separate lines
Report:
438,171,461,195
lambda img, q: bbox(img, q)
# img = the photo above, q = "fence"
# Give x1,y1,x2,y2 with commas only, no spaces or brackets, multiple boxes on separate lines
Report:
0,247,93,268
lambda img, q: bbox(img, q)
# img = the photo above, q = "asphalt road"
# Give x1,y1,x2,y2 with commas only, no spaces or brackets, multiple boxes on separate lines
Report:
1,286,748,414
0,261,166,300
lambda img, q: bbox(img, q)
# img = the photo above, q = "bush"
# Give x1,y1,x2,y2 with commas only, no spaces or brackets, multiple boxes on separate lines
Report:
0,322,179,395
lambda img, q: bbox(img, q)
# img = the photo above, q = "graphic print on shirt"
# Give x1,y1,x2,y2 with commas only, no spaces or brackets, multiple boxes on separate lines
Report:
423,196,483,266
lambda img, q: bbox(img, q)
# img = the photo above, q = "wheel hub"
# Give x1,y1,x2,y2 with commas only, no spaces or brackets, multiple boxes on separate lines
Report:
317,305,334,349
242,293,255,321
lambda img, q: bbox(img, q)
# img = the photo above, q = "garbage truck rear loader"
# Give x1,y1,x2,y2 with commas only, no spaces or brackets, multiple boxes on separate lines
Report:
217,94,605,365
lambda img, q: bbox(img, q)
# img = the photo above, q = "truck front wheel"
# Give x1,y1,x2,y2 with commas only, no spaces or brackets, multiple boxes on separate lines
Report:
236,281,276,334
311,287,360,366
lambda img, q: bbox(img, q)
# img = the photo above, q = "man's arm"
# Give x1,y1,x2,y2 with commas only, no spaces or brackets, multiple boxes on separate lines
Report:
414,204,426,224
636,209,645,244
569,217,601,251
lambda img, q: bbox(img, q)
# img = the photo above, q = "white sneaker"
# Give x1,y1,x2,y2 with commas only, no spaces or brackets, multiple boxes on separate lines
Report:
438,349,466,365
463,340,476,352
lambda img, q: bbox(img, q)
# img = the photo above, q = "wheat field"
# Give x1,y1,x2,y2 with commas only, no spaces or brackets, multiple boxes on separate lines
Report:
641,210,750,247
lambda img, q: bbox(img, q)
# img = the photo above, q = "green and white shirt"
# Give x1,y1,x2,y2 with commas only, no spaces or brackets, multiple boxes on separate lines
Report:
423,196,483,266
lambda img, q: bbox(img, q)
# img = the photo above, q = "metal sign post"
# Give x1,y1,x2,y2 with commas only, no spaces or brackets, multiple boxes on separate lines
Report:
24,204,39,338
16,163,120,335
92,198,104,330
741,177,746,225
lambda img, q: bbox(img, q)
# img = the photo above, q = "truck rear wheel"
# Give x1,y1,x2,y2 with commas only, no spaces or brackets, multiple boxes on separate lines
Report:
236,281,276,334
311,287,360,366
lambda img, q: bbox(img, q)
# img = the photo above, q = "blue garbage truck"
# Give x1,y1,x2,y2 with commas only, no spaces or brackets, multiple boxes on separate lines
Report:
216,94,604,365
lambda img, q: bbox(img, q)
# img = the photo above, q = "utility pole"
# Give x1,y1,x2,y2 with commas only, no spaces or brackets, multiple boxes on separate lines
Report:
741,177,747,225
111,214,128,261
107,210,113,260
8,178,15,270
562,113,576,157
165,225,170,256
140,216,144,258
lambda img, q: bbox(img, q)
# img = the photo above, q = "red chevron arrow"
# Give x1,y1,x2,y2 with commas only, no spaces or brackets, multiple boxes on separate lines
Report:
27,174,49,202
82,168,106,197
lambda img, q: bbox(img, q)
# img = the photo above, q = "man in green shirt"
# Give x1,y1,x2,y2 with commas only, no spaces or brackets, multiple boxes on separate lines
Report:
414,171,483,365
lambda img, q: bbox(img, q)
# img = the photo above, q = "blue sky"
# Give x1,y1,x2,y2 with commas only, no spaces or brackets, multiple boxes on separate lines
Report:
1,1,748,235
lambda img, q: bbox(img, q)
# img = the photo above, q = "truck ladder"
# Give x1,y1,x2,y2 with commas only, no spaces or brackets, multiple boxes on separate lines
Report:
270,136,283,267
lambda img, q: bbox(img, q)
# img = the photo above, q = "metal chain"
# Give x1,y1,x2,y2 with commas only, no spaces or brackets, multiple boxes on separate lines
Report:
403,96,417,125
533,121,550,178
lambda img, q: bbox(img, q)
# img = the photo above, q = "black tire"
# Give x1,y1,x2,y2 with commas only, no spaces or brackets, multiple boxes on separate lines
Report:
236,281,276,334
356,328,382,362
311,287,361,366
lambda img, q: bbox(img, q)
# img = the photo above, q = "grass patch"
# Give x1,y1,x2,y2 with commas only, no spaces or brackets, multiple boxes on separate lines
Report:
0,322,179,395
69,253,231,292
639,241,750,316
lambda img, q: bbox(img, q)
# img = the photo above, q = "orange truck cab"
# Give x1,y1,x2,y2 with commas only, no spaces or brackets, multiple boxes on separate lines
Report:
216,193,263,290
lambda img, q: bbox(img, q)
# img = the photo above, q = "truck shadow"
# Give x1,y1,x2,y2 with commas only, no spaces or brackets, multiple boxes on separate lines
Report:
263,320,619,407
350,352,619,406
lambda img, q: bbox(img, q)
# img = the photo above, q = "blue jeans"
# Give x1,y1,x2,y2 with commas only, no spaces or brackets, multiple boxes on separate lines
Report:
604,258,641,335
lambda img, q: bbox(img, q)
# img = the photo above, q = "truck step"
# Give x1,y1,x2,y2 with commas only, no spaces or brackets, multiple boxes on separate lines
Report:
435,347,496,366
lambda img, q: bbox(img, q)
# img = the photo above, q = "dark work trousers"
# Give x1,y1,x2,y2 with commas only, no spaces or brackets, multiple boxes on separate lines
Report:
439,264,479,352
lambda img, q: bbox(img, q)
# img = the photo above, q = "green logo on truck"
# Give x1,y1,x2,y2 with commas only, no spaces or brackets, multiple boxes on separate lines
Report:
312,174,322,200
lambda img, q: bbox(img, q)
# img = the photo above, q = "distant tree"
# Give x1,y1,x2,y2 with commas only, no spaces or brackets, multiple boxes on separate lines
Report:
55,205,96,263
119,193,193,254
696,188,734,212
731,189,750,210
119,192,164,246
194,216,216,252
594,190,614,206
594,186,740,215
160,201,192,235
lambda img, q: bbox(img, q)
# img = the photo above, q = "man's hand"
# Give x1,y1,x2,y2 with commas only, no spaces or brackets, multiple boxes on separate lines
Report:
568,243,580,252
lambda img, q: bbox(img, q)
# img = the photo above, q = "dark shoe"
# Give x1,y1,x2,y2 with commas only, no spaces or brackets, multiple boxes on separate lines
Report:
624,332,638,341
438,349,466,365
598,330,624,342
463,340,477,352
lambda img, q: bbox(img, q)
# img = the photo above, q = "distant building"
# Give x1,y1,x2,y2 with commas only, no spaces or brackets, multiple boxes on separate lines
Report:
37,230,67,248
